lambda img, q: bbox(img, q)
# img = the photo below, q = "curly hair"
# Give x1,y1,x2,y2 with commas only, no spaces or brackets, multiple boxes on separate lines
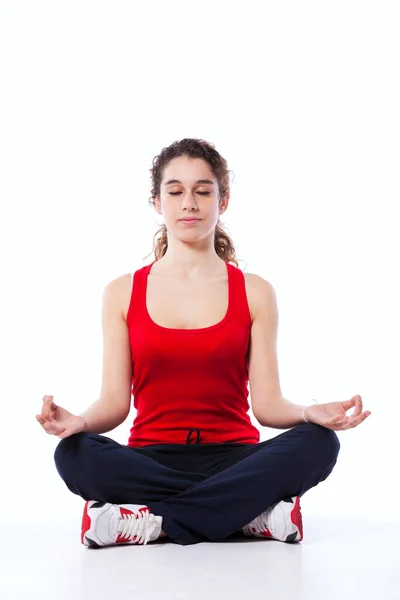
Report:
144,138,242,268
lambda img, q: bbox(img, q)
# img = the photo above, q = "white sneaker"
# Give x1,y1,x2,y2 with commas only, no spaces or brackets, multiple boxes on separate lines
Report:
81,501,163,547
242,496,303,543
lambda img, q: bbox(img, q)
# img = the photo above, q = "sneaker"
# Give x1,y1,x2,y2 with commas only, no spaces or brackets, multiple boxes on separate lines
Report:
242,496,303,543
81,501,164,547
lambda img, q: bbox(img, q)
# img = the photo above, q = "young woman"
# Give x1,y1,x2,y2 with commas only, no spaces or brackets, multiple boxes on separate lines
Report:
36,138,371,547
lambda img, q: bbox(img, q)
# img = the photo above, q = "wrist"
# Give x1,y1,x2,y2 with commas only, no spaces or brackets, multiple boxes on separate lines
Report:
79,416,89,432
303,399,320,423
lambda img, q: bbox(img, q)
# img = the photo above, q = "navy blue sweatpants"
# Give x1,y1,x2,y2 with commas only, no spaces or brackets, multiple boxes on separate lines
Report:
54,422,340,546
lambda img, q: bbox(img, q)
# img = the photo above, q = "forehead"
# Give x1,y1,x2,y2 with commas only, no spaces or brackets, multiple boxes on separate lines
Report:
162,156,216,186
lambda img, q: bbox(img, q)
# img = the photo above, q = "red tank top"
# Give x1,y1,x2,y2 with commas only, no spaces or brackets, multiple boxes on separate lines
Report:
126,260,260,447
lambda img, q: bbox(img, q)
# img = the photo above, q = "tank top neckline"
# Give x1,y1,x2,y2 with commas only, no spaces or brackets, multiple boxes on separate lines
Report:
143,260,234,333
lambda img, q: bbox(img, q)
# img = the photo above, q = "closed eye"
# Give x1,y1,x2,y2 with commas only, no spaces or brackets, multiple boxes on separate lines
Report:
169,192,210,195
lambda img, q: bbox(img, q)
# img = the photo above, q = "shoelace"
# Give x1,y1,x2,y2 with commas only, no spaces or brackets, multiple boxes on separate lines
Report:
117,509,154,545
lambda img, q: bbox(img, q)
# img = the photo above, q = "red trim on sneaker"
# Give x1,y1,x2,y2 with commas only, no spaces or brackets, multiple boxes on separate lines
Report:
81,501,91,545
257,527,273,538
291,496,303,541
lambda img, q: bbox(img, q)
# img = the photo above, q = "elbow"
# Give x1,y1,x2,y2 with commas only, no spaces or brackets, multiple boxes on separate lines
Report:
253,396,287,428
254,413,274,428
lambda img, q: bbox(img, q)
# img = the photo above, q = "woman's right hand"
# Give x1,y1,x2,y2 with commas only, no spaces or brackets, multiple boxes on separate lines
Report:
36,395,88,439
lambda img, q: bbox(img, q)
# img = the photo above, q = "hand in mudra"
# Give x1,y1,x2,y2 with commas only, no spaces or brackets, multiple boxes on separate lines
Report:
305,395,371,431
36,395,87,439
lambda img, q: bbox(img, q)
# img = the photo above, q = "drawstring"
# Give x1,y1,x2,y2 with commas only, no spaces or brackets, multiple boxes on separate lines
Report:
186,428,201,444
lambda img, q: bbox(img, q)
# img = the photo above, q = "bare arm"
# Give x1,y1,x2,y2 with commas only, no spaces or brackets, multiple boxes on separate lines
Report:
79,397,129,434
255,398,309,429
248,275,309,429
79,276,133,434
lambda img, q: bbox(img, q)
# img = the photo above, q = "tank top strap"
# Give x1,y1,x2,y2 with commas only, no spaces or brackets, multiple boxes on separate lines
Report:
228,263,252,325
128,262,155,324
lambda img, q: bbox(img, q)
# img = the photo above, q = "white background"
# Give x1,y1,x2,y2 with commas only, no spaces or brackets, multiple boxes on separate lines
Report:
1,1,398,525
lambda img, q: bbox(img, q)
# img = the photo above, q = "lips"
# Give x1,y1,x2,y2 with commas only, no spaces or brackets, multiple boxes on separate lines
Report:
179,218,200,222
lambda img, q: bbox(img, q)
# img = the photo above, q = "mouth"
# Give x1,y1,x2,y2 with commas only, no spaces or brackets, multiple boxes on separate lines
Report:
179,218,201,222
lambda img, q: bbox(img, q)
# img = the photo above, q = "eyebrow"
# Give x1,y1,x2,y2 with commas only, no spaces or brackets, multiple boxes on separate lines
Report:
164,179,214,186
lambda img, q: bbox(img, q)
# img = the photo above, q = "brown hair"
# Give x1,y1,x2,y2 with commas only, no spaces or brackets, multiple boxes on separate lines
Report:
144,138,243,269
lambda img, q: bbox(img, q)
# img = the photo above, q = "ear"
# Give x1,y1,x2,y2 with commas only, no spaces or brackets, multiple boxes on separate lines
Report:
219,189,230,214
154,197,162,215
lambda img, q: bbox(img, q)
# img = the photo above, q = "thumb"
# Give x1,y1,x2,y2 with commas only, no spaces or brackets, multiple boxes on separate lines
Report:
45,401,58,420
43,396,57,410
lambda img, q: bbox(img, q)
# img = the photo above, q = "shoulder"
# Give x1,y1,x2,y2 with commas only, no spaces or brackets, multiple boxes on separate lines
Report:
104,272,131,295
102,273,133,320
243,272,277,322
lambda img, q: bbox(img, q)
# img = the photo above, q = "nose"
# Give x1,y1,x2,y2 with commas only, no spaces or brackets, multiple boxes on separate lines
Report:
181,193,198,210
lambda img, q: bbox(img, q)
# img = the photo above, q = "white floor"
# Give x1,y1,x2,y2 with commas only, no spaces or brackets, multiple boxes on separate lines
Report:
2,515,399,600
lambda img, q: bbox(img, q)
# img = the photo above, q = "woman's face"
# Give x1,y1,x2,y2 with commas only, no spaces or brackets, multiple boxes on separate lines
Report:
155,155,229,237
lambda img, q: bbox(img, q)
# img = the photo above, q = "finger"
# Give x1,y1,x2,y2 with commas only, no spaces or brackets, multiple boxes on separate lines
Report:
42,422,55,434
344,413,367,429
341,395,362,412
348,412,371,428
348,396,362,418
353,396,363,417
37,413,52,424
340,413,361,428
335,414,350,424
42,400,50,418
42,395,53,407
42,398,56,419
332,415,348,424
42,419,62,435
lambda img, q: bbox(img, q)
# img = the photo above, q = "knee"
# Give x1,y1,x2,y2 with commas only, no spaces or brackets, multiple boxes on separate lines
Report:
303,422,341,464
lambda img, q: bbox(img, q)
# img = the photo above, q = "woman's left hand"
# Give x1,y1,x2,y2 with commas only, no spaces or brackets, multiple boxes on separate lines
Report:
305,395,371,431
